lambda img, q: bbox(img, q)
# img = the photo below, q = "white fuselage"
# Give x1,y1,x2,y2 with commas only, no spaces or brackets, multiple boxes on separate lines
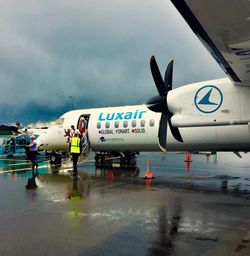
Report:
37,77,250,153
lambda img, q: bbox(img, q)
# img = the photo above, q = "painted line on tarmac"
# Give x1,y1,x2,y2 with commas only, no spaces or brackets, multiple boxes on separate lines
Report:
0,167,32,173
0,158,30,162
5,162,31,166
4,160,49,167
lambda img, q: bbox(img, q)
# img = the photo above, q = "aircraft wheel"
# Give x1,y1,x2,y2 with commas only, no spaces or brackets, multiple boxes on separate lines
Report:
100,155,105,163
130,158,136,165
50,155,56,162
50,153,61,165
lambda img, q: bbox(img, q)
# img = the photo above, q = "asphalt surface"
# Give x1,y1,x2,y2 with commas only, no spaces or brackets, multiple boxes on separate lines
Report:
0,152,250,256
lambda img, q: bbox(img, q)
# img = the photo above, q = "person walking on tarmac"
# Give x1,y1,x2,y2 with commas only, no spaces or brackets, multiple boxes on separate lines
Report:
69,130,82,179
26,135,39,175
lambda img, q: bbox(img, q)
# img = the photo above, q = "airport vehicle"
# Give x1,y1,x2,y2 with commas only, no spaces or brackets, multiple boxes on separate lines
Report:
0,134,31,157
0,128,47,158
37,0,250,164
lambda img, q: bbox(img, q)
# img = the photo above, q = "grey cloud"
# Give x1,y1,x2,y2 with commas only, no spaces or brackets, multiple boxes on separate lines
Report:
0,0,224,124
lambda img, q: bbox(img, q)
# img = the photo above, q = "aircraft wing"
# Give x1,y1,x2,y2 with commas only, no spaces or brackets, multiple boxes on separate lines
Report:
171,0,250,86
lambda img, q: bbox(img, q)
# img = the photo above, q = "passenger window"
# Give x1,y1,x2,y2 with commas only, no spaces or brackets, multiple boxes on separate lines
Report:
149,119,155,127
114,121,119,128
105,122,110,129
140,120,145,127
132,120,136,127
123,121,128,128
97,122,101,129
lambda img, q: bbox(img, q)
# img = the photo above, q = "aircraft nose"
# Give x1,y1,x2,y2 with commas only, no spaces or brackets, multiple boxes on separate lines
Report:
36,133,48,150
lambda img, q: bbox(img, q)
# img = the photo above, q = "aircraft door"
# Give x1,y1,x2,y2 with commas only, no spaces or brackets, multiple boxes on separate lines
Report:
77,114,91,162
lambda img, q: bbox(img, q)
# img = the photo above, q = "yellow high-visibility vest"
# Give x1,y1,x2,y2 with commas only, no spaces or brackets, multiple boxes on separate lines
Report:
70,137,81,153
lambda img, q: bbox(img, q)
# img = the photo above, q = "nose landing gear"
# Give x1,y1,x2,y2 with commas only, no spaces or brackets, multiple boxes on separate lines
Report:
50,151,62,165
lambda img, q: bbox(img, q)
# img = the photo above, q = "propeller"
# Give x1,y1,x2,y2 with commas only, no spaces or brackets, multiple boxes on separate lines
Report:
147,56,183,150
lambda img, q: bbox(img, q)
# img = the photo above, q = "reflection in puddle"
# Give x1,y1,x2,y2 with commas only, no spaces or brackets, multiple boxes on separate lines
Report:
66,176,90,200
148,198,182,256
95,166,140,179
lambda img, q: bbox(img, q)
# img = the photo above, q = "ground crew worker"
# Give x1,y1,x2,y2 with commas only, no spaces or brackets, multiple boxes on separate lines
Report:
26,135,39,175
69,130,81,179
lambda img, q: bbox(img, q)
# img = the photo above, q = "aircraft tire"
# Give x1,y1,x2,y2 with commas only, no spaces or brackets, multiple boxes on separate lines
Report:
50,153,62,165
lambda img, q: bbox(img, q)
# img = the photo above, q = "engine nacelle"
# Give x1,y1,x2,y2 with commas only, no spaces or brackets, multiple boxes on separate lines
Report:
167,77,250,128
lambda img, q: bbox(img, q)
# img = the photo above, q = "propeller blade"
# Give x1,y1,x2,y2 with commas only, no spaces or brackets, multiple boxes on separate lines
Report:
168,115,183,142
164,59,173,91
150,56,166,96
148,56,183,149
146,95,167,112
158,112,168,149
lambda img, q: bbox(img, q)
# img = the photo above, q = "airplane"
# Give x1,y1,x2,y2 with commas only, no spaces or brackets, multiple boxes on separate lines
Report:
37,0,250,164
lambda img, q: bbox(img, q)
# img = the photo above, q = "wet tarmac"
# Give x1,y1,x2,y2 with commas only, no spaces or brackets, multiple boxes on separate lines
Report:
0,152,250,256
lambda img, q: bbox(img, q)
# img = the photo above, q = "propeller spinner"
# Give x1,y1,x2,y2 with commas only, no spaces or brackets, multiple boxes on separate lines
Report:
147,56,183,150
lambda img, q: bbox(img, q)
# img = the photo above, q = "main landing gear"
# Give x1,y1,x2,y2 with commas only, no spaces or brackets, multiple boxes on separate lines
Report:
94,152,139,167
49,144,90,166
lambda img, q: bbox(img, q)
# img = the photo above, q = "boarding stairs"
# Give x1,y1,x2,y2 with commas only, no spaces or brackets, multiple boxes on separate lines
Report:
78,142,91,163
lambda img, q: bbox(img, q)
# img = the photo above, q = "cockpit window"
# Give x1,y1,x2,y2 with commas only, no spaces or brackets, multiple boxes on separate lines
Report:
53,118,64,126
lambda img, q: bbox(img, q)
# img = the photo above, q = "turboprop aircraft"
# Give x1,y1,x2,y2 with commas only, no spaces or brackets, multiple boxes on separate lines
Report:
37,0,250,163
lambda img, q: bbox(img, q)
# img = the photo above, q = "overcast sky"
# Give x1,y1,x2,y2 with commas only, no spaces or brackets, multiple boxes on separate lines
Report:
0,0,225,125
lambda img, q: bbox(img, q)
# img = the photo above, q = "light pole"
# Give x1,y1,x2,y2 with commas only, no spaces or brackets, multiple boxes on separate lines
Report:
68,95,73,110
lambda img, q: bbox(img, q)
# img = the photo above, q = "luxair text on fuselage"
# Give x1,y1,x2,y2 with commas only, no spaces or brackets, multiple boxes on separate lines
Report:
98,110,147,121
